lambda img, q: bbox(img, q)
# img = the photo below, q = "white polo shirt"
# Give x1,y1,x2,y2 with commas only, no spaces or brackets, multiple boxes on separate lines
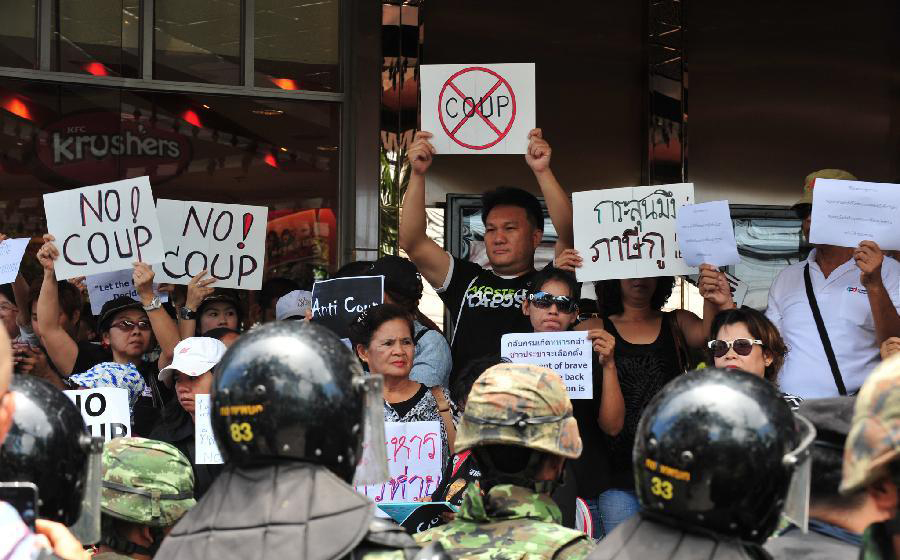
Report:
766,250,900,398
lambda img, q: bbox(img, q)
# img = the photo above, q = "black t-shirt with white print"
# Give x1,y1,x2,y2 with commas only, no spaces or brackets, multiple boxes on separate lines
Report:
437,256,536,384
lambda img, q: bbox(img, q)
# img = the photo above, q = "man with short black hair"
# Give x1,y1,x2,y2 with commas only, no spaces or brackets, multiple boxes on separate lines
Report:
766,397,885,558
400,129,574,383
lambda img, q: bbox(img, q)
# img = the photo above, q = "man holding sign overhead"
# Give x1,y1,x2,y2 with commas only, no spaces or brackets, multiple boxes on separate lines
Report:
766,169,900,398
400,129,574,384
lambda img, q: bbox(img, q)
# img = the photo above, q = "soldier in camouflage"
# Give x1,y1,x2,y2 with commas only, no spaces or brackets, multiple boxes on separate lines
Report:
840,354,900,560
414,363,594,559
94,437,196,560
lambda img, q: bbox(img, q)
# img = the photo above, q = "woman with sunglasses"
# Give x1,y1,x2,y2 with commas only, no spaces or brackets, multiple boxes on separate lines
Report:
708,306,799,409
522,266,625,538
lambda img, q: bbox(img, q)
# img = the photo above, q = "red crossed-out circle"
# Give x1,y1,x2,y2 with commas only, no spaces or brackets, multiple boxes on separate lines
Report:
437,66,517,150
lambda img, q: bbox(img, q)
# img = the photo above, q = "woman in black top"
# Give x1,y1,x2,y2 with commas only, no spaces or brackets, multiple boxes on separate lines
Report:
584,269,735,535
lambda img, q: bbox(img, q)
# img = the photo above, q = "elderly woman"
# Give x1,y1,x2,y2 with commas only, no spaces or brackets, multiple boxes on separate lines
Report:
348,303,457,469
708,306,799,409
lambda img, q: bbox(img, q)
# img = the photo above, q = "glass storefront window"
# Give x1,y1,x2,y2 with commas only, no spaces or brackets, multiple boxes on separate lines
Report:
52,0,140,77
0,78,341,281
255,0,340,92
154,0,241,85
0,1,36,69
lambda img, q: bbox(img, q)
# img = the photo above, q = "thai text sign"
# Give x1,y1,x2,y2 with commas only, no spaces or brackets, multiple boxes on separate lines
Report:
809,179,900,250
64,387,131,442
153,199,268,290
675,200,740,267
420,63,535,154
43,176,164,279
573,183,696,282
0,237,30,284
356,421,443,505
500,331,593,399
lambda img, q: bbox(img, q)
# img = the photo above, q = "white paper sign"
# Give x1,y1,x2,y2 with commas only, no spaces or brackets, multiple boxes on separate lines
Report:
500,331,593,399
43,177,164,280
573,183,696,282
356,421,443,505
64,387,131,442
0,237,30,284
195,394,224,465
153,199,268,290
420,63,535,155
809,179,900,250
675,201,740,267
86,269,169,315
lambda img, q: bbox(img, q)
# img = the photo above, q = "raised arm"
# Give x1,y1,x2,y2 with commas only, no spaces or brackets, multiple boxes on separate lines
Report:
525,129,573,257
178,270,216,339
132,262,180,370
677,264,736,349
857,241,900,344
35,234,80,376
399,131,451,288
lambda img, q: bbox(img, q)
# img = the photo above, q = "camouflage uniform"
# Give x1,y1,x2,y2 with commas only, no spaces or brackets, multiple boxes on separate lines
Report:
415,363,593,559
840,354,900,560
99,437,196,557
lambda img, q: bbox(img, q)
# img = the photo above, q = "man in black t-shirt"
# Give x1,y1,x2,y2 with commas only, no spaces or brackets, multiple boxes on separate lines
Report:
399,129,575,383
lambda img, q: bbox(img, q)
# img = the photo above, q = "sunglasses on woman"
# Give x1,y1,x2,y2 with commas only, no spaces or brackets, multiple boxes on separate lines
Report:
110,320,152,332
707,338,763,358
528,292,578,314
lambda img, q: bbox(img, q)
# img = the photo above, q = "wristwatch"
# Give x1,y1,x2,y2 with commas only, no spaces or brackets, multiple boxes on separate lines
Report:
143,296,162,312
179,306,197,321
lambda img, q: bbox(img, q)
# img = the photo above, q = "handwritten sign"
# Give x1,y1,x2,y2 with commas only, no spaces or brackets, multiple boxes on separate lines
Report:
500,331,593,399
86,269,168,315
63,387,130,442
0,237,30,284
43,177,164,279
311,275,384,340
153,199,268,290
420,63,535,155
809,179,900,250
356,421,443,506
573,183,695,282
675,200,740,267
195,394,224,465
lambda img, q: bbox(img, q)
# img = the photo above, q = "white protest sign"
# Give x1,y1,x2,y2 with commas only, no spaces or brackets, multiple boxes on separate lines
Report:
500,331,593,399
86,269,169,315
356,421,443,506
43,176,164,279
675,200,740,267
64,387,131,442
573,183,696,282
153,199,268,290
195,394,224,465
420,63,535,155
0,237,30,284
809,179,900,250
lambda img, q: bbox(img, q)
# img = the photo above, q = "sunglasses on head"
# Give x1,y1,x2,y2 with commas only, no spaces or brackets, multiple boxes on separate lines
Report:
528,292,578,314
707,338,763,358
110,319,152,332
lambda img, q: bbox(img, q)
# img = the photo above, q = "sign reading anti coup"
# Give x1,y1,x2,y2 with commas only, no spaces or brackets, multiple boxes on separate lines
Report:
153,199,268,290
43,176,165,279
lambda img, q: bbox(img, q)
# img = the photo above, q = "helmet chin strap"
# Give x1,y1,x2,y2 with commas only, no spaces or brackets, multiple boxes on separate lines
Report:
473,448,566,495
100,524,165,557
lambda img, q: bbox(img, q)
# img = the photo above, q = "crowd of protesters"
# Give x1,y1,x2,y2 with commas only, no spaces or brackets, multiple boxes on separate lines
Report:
2,129,900,559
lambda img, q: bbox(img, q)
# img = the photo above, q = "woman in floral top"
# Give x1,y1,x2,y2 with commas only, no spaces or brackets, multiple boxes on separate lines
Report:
349,303,458,469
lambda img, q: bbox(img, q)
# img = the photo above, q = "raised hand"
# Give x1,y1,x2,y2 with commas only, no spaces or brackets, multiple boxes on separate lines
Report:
855,240,885,288
588,329,616,366
185,270,216,310
697,264,733,307
554,248,583,272
525,128,551,173
407,131,436,175
36,234,59,272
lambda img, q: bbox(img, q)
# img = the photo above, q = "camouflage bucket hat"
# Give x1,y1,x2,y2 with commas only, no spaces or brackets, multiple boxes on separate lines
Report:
456,363,582,459
101,437,196,527
841,354,900,494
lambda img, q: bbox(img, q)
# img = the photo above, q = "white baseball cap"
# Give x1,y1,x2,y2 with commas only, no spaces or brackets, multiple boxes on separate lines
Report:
275,290,313,321
159,337,227,385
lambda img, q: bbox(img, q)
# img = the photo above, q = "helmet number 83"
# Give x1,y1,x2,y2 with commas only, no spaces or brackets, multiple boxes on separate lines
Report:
650,476,673,500
230,422,254,442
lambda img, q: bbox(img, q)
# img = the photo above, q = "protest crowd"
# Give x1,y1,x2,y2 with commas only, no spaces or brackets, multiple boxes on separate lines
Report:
1,124,900,560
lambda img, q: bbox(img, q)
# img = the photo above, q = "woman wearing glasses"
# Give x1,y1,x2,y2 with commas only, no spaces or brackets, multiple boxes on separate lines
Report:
708,307,799,409
522,266,625,539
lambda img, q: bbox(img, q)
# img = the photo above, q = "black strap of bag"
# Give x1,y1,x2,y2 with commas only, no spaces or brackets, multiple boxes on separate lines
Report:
803,263,848,395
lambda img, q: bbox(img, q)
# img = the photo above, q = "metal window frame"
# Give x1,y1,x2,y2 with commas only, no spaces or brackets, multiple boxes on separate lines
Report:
4,0,358,268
